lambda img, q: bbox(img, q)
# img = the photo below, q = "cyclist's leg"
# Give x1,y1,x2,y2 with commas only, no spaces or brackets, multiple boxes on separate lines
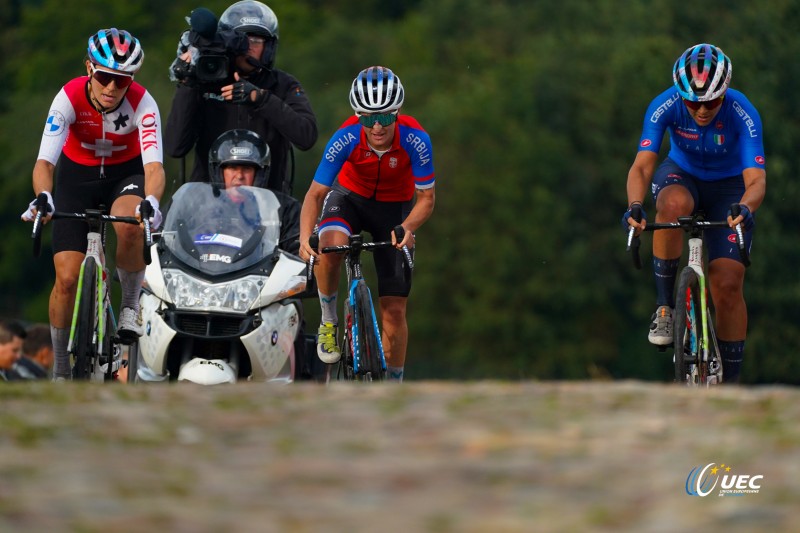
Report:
701,175,750,383
109,173,146,338
648,159,698,344
315,187,359,363
368,197,413,381
378,296,408,381
50,157,99,379
50,251,85,379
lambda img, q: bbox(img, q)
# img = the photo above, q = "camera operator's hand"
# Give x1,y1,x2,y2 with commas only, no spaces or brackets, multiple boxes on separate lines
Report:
169,31,198,84
223,72,268,106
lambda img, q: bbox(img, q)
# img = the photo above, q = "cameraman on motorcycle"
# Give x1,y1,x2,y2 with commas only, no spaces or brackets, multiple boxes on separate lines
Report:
165,0,317,196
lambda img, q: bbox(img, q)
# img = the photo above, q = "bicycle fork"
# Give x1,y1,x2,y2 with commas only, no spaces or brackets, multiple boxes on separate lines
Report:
686,237,720,384
348,279,387,374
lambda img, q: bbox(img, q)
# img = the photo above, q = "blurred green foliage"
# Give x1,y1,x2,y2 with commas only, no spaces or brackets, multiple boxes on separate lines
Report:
1,0,798,383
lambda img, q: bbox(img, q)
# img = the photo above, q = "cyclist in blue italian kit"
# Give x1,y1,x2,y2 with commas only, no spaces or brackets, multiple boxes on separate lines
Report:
623,43,766,383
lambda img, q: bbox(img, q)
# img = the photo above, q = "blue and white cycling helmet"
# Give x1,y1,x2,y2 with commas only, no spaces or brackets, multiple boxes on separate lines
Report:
349,66,404,114
88,28,144,74
672,43,732,101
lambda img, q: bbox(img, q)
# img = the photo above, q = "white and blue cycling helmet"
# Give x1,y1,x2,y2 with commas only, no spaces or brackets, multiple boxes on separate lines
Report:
672,43,732,102
87,28,144,74
349,66,404,114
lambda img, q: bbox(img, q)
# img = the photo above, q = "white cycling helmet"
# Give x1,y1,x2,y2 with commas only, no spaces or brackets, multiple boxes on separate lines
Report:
349,66,404,114
672,43,732,102
178,358,237,385
88,28,144,74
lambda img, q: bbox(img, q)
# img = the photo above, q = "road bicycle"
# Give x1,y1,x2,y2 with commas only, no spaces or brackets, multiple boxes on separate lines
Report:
307,226,413,382
627,204,750,386
31,193,153,382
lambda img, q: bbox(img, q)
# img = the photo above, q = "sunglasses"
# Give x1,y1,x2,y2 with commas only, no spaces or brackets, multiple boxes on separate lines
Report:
683,96,724,111
90,65,134,89
357,112,398,128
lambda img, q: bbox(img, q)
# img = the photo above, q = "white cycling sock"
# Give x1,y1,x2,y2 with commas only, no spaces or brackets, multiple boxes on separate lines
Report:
117,268,145,311
319,291,338,325
51,325,70,379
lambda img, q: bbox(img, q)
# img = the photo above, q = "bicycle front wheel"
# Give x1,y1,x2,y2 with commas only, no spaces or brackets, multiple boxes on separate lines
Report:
355,282,385,382
673,267,702,385
72,257,98,381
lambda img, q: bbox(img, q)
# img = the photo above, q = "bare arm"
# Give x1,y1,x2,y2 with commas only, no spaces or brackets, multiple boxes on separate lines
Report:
26,159,56,222
396,187,436,248
625,150,659,232
298,180,331,261
729,167,766,227
143,161,166,203
32,159,55,197
739,167,766,212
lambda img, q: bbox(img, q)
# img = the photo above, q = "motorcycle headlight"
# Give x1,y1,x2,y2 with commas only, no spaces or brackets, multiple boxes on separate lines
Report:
163,269,262,313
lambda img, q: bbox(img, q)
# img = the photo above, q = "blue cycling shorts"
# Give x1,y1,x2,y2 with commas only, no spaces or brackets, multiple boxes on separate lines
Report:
651,158,753,263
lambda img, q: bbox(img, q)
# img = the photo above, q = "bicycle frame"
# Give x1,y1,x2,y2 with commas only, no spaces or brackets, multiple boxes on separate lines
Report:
31,193,152,382
308,226,412,381
628,206,750,385
683,235,713,383
66,221,117,381
343,235,386,376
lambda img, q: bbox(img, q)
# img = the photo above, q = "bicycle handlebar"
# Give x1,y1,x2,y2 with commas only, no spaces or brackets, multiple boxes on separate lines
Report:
30,195,153,265
627,203,750,269
306,225,414,283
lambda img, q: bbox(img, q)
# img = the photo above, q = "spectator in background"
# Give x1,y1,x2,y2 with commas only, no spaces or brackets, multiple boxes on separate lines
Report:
12,323,54,380
0,321,23,381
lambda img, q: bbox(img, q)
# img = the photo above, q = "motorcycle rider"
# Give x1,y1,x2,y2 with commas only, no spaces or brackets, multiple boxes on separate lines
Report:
207,129,300,253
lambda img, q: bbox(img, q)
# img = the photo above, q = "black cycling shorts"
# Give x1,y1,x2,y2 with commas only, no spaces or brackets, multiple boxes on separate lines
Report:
52,155,145,254
318,184,413,297
651,157,752,263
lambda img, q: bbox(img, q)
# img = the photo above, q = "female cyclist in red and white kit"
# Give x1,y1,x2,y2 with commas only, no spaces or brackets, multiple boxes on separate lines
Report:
21,28,165,380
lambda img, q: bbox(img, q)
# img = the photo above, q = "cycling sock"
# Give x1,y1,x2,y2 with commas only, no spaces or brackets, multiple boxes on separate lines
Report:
51,325,70,379
718,339,745,383
387,366,404,382
117,268,145,311
653,257,680,307
319,291,338,325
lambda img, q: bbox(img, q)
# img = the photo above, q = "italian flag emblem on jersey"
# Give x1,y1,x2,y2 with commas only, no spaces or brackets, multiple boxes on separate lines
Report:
714,134,725,145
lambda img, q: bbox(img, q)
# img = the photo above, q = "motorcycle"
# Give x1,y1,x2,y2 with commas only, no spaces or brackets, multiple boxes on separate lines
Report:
134,182,308,384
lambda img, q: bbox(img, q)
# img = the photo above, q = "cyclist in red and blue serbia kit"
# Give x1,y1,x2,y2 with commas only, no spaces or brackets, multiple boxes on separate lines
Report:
21,29,166,380
623,43,766,383
298,66,435,382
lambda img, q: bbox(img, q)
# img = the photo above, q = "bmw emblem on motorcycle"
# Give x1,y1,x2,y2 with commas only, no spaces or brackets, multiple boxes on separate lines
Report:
271,331,278,345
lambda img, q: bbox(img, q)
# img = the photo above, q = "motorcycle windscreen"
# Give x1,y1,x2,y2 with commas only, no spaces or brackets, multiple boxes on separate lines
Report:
161,183,282,276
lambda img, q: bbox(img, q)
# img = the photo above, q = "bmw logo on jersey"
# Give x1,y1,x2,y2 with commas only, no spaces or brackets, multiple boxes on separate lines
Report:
44,110,67,136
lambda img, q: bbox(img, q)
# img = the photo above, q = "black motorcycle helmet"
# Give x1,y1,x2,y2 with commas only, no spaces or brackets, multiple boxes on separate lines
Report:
208,129,271,188
219,0,279,71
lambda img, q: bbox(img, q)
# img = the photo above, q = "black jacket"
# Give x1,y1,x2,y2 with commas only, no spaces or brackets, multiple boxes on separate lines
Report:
165,68,318,196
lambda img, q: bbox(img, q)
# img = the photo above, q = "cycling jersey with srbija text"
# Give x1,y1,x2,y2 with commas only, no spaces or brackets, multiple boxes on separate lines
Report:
312,115,435,202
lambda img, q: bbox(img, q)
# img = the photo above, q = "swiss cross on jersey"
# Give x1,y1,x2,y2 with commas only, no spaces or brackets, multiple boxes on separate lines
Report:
58,77,160,166
72,105,141,160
